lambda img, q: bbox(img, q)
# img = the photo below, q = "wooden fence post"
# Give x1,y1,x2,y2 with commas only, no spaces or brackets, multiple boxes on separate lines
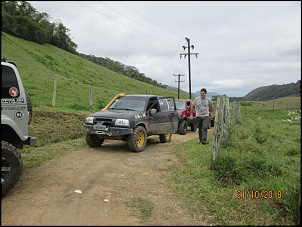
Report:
52,79,57,108
237,102,241,120
212,96,222,162
212,95,231,162
211,97,242,163
222,95,230,141
233,101,237,124
89,85,92,112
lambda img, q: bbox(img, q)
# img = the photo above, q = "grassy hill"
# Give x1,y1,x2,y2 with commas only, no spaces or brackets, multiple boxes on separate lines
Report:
244,80,301,101
241,96,301,110
254,97,301,109
1,32,189,113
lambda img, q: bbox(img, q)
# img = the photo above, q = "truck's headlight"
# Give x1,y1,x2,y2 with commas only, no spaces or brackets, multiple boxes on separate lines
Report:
115,119,129,126
85,116,94,124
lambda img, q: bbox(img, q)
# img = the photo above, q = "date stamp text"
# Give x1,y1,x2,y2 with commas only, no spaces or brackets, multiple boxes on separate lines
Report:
236,190,282,199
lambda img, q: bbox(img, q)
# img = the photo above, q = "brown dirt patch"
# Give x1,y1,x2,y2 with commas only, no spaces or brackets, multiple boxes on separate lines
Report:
1,131,211,226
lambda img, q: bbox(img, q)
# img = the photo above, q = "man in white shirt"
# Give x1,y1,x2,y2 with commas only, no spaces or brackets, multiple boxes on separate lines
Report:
190,88,214,145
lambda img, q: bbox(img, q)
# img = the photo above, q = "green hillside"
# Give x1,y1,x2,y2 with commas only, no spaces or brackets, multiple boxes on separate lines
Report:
244,80,301,101
1,32,189,112
257,97,301,109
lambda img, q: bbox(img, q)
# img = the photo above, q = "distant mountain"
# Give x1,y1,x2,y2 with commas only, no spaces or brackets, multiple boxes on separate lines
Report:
193,91,220,99
165,85,189,95
169,80,301,101
165,86,220,99
244,80,301,101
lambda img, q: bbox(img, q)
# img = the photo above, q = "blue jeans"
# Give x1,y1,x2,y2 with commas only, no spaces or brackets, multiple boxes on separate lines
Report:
196,116,210,142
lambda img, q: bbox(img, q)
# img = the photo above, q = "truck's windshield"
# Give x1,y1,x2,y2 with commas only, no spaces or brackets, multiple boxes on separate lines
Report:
175,100,186,110
109,98,145,111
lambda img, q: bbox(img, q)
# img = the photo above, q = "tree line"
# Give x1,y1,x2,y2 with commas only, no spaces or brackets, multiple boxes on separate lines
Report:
78,53,166,88
1,1,165,88
2,1,77,54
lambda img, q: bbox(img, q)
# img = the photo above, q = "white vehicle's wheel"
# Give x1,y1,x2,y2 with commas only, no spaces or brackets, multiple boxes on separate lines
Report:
1,141,23,197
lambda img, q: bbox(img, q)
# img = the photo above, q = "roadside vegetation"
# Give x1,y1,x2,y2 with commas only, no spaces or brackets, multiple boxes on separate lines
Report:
169,102,301,225
20,97,301,225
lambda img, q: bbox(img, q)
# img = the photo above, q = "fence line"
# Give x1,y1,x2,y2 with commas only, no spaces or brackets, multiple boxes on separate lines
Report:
212,95,240,162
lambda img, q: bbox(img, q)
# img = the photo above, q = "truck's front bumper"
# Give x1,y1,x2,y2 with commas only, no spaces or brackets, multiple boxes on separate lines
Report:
25,136,37,147
83,124,132,137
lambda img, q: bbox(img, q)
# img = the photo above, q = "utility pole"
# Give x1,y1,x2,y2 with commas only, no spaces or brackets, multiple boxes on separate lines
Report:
173,74,185,99
180,37,199,99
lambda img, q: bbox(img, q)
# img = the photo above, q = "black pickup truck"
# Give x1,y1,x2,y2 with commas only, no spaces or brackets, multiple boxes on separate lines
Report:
83,94,179,152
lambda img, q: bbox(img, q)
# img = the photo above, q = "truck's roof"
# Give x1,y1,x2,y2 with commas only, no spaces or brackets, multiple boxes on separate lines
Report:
125,94,163,98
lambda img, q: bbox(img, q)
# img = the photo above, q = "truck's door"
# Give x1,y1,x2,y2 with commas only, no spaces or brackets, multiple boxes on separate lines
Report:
148,97,178,134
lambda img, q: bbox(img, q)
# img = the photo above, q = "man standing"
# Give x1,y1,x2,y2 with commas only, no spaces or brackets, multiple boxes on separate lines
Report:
190,88,214,145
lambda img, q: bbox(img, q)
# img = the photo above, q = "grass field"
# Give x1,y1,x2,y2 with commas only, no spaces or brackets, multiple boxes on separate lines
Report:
168,101,301,225
242,96,301,111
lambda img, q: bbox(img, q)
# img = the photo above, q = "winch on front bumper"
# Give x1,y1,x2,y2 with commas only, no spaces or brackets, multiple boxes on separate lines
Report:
83,124,132,139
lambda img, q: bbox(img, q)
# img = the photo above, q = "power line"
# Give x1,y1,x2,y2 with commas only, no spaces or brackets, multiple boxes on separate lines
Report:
118,1,184,42
76,1,180,46
98,1,181,45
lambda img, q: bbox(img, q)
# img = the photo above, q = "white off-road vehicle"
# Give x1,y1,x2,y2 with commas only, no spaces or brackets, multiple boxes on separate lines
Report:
1,59,37,197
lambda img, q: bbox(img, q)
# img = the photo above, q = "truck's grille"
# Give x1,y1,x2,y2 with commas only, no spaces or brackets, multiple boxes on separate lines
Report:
94,118,114,126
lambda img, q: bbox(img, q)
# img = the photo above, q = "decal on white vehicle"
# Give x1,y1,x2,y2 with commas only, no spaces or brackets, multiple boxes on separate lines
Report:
9,87,19,97
1,106,26,110
15,111,24,119
1,98,25,104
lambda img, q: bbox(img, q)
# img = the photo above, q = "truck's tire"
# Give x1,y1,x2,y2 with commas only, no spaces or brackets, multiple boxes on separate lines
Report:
85,133,104,147
177,120,187,135
159,133,172,143
1,141,23,197
128,126,147,152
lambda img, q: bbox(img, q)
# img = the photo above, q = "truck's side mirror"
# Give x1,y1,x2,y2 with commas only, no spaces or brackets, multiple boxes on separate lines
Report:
150,108,157,115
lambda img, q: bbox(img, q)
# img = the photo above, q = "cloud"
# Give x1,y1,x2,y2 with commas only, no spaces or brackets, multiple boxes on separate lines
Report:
28,1,301,97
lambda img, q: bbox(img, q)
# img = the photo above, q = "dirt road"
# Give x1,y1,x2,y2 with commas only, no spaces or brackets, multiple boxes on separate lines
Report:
1,130,210,226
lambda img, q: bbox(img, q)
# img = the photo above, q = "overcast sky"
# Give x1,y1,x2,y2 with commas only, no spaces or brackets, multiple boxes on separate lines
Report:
28,1,301,97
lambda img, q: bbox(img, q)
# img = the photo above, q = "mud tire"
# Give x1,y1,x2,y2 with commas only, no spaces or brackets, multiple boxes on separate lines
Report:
159,133,172,143
177,120,187,135
1,141,23,197
127,126,147,152
85,133,104,147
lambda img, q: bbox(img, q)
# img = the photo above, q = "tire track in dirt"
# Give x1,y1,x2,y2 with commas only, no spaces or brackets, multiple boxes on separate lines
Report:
1,131,211,226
